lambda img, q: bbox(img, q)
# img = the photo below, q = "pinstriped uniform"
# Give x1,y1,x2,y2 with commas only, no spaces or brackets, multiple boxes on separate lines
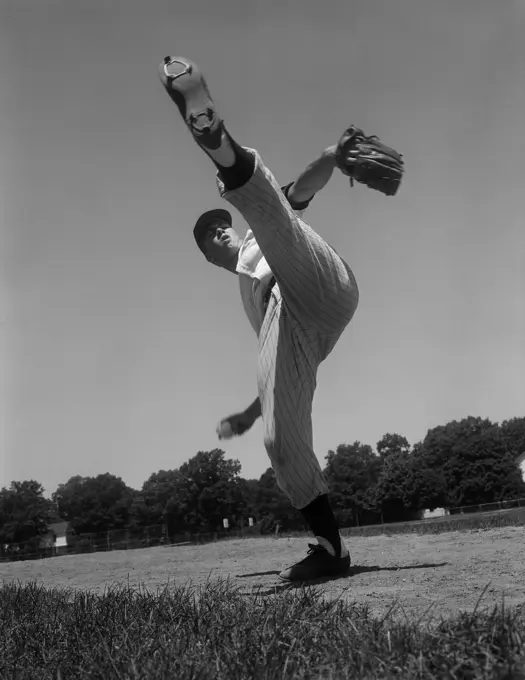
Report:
218,149,359,509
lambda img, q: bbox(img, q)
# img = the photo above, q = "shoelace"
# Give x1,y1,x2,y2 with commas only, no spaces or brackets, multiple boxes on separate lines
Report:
306,543,327,556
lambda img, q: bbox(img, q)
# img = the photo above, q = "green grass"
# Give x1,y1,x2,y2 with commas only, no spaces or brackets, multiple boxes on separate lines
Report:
1,580,524,679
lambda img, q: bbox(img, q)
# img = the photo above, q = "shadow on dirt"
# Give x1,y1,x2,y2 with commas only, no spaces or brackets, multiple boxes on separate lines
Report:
350,561,448,576
236,570,281,579
237,561,449,596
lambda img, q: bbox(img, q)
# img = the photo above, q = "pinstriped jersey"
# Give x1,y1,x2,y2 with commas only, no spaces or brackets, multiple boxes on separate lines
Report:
236,198,307,336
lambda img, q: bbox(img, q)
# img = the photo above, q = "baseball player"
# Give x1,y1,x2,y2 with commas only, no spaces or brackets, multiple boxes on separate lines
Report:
158,56,403,582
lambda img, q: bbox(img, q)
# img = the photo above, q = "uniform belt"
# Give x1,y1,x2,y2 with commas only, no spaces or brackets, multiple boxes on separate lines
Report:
263,277,276,313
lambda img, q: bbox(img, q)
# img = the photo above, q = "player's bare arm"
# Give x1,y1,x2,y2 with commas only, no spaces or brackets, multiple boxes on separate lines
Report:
216,397,261,440
244,396,262,421
286,145,338,206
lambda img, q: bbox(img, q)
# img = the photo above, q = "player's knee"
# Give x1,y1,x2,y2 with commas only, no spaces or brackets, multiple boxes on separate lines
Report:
264,445,294,500
263,436,286,468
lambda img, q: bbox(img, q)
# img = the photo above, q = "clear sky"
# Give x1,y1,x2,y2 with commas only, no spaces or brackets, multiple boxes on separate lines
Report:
2,0,524,498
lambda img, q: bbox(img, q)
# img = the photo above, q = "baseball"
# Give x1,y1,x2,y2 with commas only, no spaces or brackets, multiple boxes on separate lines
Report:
217,420,234,439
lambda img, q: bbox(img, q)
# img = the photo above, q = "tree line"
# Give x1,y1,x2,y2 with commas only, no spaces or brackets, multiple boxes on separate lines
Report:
1,416,524,547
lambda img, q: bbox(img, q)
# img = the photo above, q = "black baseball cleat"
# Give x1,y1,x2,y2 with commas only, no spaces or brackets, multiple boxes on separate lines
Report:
158,56,224,150
279,543,351,582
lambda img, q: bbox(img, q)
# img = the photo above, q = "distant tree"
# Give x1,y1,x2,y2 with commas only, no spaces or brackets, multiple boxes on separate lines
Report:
0,480,56,545
417,416,525,507
246,468,305,534
52,474,135,534
197,477,248,531
402,458,448,512
134,469,181,529
499,417,525,460
370,454,407,522
372,452,447,522
157,449,248,536
128,494,164,530
323,442,382,527
238,478,260,521
376,433,410,460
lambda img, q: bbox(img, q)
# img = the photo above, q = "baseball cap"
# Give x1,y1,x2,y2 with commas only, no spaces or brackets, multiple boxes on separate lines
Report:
193,209,232,248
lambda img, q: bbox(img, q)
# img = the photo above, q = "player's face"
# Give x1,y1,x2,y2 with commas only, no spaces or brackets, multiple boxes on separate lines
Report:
201,220,242,269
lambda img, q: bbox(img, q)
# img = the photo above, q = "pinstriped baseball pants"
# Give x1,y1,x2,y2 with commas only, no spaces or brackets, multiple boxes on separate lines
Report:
219,149,359,509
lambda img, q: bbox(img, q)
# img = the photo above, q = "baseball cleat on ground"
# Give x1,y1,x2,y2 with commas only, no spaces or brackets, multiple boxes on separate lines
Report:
279,544,351,582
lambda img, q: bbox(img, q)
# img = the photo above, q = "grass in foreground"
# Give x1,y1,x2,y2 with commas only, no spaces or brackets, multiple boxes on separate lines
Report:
1,580,524,680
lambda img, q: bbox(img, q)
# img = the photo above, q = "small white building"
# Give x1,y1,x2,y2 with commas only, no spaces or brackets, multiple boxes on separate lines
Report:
39,521,69,551
422,507,450,519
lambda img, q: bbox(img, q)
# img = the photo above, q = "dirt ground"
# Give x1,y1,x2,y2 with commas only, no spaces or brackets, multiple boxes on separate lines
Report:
2,526,524,622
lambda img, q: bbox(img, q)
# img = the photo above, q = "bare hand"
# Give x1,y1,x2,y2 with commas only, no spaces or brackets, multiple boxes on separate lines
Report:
216,411,256,440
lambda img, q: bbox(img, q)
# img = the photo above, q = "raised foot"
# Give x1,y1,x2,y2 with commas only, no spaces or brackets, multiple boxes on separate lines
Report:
161,56,193,82
157,55,224,150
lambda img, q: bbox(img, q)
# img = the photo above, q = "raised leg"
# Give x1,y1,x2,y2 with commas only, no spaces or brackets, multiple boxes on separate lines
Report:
219,149,359,357
157,56,359,348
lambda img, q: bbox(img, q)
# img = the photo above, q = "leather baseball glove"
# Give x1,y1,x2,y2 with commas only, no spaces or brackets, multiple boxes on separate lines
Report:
335,125,404,196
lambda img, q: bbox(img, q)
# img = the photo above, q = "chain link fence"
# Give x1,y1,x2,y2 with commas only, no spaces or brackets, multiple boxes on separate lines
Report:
0,522,262,563
2,497,525,563
447,497,525,515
